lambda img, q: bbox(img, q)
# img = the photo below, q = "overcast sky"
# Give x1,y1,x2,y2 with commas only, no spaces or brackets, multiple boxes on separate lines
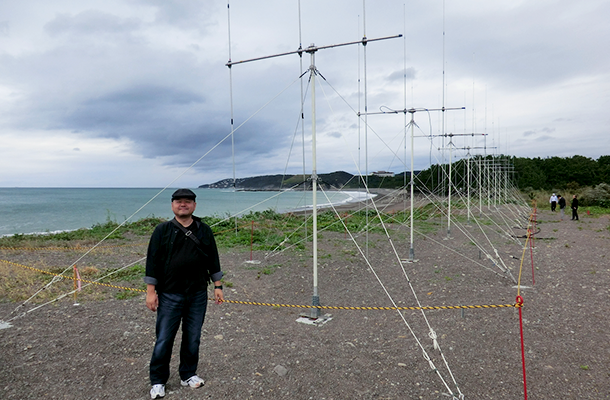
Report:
1,0,608,188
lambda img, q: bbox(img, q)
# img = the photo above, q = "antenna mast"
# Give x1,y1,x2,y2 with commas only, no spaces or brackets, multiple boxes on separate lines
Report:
227,33,401,320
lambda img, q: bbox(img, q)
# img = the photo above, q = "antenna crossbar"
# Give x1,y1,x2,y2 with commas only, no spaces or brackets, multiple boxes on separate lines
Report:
434,132,487,138
360,106,464,116
226,34,402,67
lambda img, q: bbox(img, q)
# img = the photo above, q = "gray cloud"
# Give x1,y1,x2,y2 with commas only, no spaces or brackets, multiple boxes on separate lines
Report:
0,21,9,36
45,10,141,37
0,0,608,187
387,67,417,82
137,0,220,31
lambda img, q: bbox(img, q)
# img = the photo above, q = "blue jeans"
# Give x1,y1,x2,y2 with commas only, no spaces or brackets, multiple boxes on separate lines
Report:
150,290,208,385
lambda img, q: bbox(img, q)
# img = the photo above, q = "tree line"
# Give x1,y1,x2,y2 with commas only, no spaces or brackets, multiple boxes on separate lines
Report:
409,155,610,192
511,155,610,190
201,154,610,194
407,155,610,207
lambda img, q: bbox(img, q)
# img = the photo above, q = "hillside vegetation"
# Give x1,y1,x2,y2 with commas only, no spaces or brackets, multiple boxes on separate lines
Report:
200,155,610,206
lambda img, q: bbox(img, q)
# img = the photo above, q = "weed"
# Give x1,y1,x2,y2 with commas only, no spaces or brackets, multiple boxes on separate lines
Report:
115,290,142,300
252,264,281,279
80,266,100,277
99,265,146,283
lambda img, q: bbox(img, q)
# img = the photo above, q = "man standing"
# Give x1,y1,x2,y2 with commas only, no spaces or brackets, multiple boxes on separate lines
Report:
571,195,579,221
558,195,566,220
144,188,224,399
549,193,558,211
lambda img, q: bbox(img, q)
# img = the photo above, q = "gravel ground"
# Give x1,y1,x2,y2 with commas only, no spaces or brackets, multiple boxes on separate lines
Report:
0,206,609,399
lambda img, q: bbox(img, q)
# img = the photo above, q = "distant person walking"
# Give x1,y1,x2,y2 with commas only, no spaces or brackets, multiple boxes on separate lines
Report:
558,195,566,220
571,195,579,220
549,193,558,211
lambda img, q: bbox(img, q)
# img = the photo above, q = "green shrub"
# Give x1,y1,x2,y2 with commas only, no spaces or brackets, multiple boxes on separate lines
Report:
579,183,610,207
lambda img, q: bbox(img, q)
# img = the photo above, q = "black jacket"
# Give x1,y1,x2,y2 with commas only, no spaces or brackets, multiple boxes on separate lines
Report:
144,216,222,293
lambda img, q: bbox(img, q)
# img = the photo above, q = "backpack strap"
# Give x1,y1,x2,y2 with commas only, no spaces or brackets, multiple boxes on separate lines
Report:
171,218,207,257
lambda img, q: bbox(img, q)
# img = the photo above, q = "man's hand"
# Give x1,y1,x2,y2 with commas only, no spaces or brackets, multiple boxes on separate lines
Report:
146,284,158,312
213,281,224,304
214,288,224,304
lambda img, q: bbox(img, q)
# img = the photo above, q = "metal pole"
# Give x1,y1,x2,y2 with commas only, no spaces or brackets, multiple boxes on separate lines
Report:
447,135,452,237
467,153,471,223
409,111,415,260
309,50,320,319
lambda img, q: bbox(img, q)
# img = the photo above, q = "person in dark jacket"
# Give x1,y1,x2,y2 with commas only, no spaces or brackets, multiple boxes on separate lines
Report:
558,195,566,220
144,188,224,399
571,195,579,221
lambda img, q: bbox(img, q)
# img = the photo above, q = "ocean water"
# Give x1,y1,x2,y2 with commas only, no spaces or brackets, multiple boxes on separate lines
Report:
0,188,371,237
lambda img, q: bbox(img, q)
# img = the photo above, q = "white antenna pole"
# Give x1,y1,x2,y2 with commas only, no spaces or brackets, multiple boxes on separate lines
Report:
467,149,471,223
226,1,237,232
470,53,475,223
298,0,308,240
478,155,483,215
403,5,408,210
309,49,320,318
441,0,449,237
358,16,362,192
362,0,370,257
409,110,416,261
443,133,453,239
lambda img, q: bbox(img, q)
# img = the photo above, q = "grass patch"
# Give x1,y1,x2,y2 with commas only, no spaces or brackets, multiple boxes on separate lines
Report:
257,264,281,279
98,264,146,284
114,290,142,300
243,262,282,279
0,217,165,248
209,209,405,252
0,261,147,303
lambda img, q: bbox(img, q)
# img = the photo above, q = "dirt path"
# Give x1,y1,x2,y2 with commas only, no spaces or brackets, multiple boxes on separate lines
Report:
1,208,609,399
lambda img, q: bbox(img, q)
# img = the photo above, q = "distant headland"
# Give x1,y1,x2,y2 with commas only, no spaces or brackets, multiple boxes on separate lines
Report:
198,171,418,191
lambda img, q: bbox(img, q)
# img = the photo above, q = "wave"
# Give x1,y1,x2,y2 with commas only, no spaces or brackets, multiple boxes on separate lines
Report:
290,190,376,211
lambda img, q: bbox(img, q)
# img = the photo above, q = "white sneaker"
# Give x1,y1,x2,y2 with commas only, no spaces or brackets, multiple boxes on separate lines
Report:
150,384,165,399
181,375,205,388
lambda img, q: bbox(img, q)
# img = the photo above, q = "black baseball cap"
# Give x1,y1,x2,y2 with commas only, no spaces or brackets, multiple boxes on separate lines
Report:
171,188,196,201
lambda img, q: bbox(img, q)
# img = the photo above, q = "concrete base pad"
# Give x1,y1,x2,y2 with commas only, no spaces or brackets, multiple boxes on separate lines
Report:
296,313,333,326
